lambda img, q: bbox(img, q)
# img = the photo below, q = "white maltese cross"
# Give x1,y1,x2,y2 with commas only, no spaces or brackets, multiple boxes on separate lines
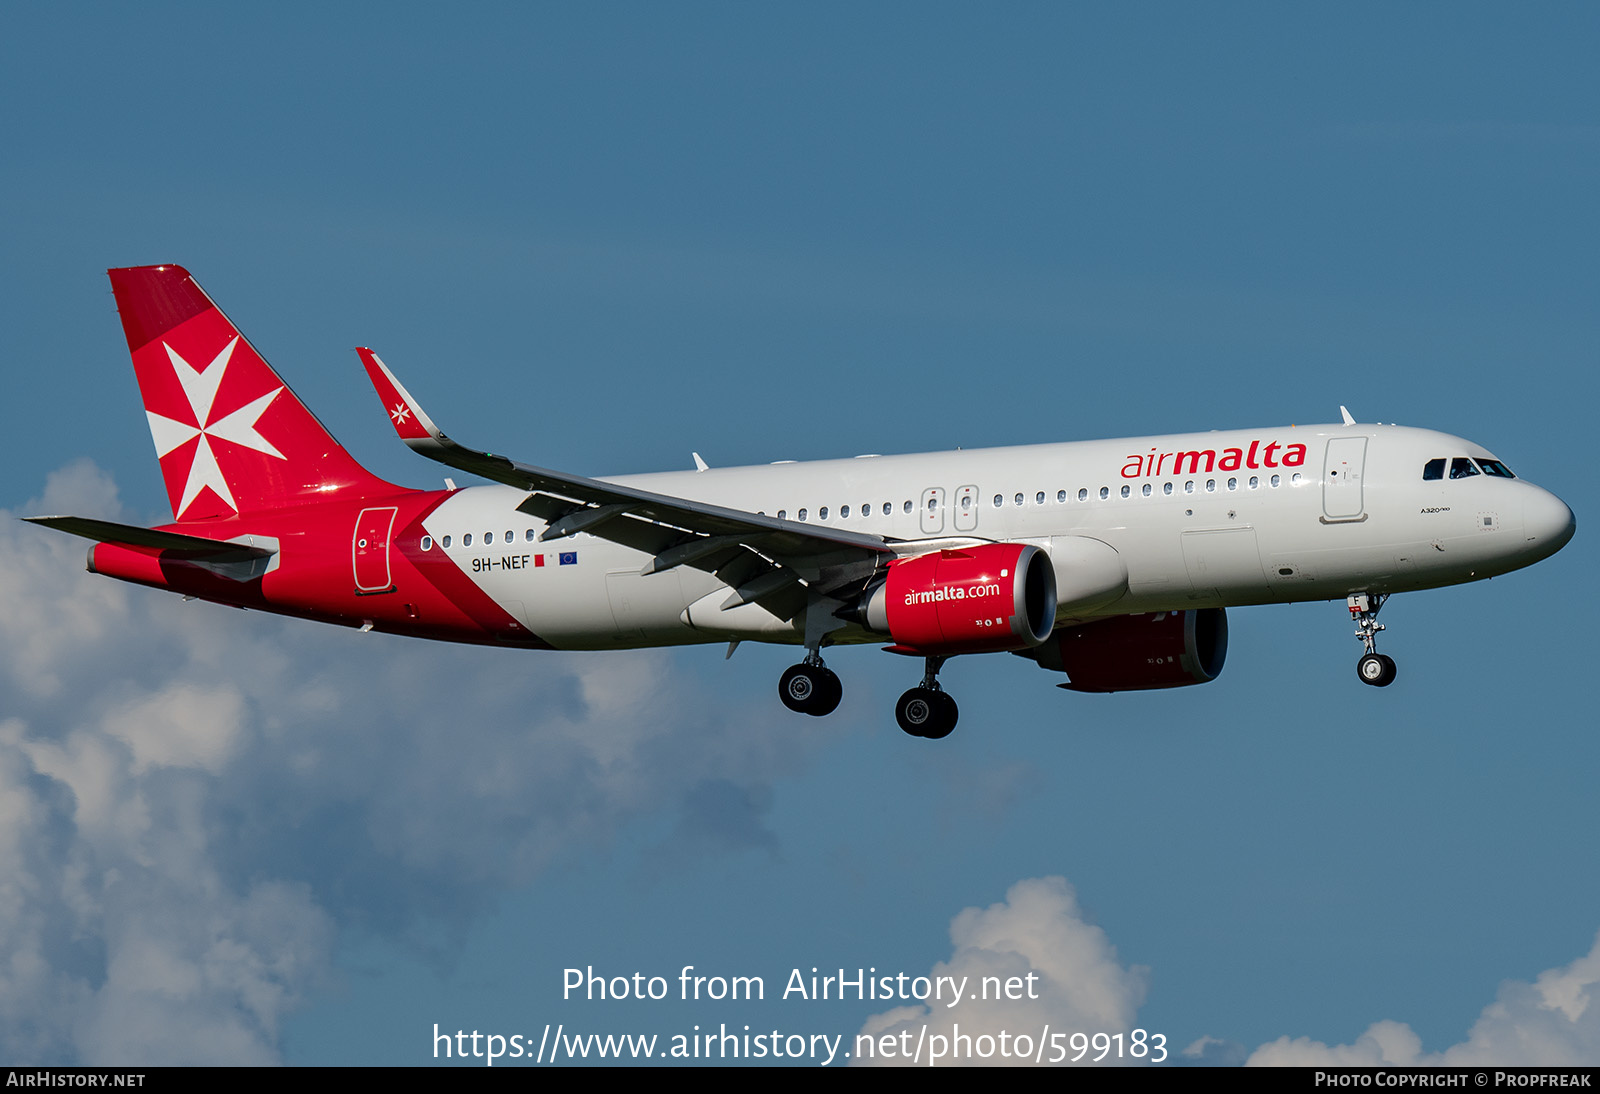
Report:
145,336,285,517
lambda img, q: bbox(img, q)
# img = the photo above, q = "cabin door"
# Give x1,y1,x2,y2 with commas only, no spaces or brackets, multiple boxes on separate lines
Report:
353,507,398,593
1322,437,1368,521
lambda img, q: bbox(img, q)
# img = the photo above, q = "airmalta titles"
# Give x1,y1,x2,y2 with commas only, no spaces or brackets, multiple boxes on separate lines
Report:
1121,440,1307,479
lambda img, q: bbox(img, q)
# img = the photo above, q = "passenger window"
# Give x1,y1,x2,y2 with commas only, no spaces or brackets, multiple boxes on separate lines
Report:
798,509,808,521
1142,483,1151,496
1271,474,1280,487
884,502,893,516
525,529,537,541
442,535,452,548
1206,480,1216,492
841,505,850,518
484,531,494,544
1057,489,1067,503
505,530,512,542
1450,457,1480,479
421,536,433,551
1248,476,1259,489
1120,485,1130,498
1227,477,1237,491
1036,491,1045,505
1014,492,1025,506
777,510,786,520
1184,481,1195,494
1078,488,1087,502
463,533,472,547
1423,458,1445,481
1099,487,1109,500
819,507,829,520
993,494,1003,507
903,500,912,513
1163,482,1173,495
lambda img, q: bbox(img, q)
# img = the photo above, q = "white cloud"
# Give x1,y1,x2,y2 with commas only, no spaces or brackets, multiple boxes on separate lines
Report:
0,460,130,700
1247,933,1600,1066
0,462,838,1063
855,876,1150,1066
858,872,1600,1069
102,684,246,775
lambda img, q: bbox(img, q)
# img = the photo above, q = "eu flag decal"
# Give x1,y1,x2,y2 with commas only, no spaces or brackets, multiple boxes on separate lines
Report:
559,551,578,566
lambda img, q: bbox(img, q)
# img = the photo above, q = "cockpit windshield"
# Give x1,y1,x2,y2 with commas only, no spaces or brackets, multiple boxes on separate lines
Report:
1423,456,1517,481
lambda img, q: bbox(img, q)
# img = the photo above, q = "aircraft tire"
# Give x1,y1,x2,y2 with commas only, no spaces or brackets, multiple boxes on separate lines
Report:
1375,654,1397,687
1357,653,1397,688
810,667,842,716
922,691,958,739
780,663,842,716
896,687,957,738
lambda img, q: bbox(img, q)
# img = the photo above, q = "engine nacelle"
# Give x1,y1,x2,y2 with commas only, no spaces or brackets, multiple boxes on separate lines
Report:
1027,608,1228,692
863,543,1057,655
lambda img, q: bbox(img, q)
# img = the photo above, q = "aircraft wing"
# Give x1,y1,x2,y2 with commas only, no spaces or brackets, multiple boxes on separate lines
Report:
357,349,896,619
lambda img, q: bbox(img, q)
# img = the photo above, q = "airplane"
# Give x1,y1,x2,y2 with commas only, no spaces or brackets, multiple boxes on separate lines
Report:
27,265,1576,739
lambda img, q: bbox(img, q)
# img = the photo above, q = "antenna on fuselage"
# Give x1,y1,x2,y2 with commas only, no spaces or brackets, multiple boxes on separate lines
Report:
1339,406,1356,426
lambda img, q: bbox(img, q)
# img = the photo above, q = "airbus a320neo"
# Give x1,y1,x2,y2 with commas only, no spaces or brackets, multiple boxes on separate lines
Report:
28,266,1576,739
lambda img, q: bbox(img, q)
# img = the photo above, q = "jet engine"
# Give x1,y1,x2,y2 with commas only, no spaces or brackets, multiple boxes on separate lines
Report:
860,543,1057,655
1024,608,1228,691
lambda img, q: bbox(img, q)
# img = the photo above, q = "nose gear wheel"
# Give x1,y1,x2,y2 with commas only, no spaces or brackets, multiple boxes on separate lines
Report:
1357,652,1397,687
1349,594,1397,687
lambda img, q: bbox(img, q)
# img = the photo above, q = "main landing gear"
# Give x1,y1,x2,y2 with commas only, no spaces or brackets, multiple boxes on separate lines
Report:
895,656,958,740
777,651,960,739
778,651,841,717
1348,593,1397,688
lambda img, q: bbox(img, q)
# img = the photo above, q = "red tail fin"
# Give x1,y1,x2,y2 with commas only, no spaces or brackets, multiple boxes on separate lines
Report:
109,265,394,521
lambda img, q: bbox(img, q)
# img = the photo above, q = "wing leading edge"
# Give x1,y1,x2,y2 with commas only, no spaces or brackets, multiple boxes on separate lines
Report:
356,348,896,621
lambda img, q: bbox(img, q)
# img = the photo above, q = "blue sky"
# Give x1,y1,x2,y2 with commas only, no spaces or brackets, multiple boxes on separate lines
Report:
2,3,1596,1065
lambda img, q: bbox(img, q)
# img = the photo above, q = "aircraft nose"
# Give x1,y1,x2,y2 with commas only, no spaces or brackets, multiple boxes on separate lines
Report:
1522,487,1576,560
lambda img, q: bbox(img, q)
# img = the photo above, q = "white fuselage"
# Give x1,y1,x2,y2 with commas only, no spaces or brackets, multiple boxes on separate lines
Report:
414,423,1573,651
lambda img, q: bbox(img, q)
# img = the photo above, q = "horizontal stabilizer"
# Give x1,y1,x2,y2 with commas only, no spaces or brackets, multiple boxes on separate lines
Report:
24,515,275,559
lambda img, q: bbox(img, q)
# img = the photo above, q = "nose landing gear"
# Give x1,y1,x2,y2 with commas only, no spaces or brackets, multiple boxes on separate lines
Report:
895,656,959,739
1349,593,1397,687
